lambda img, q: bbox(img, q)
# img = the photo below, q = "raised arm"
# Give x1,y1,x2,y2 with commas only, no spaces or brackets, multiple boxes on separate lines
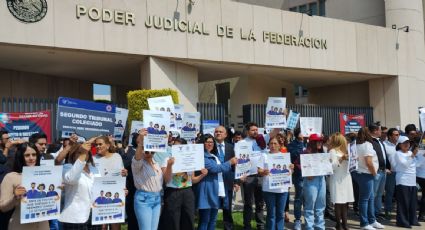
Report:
204,156,237,174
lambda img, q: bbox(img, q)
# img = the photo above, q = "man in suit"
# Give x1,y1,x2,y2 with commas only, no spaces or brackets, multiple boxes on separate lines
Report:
214,125,237,230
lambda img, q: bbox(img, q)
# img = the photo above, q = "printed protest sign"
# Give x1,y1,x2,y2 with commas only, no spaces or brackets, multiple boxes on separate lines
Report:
148,96,176,130
92,177,126,225
202,120,220,135
300,117,322,136
174,104,184,130
113,108,129,141
57,97,115,139
339,113,365,135
181,112,200,143
300,153,333,177
267,154,292,189
265,97,287,128
143,110,169,152
171,144,204,173
0,111,51,142
235,141,253,179
286,110,300,130
21,166,63,223
348,140,358,173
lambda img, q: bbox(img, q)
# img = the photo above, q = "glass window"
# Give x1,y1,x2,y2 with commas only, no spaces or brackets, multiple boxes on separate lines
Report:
289,7,297,12
93,84,111,101
309,2,318,16
299,4,307,13
319,0,326,16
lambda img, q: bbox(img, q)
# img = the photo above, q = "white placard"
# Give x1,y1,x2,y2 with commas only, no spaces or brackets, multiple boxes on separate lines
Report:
113,107,129,141
147,95,175,129
265,97,287,128
235,141,253,179
180,112,200,143
171,144,204,173
174,104,184,130
300,117,323,136
348,140,358,173
21,166,63,224
286,110,300,130
143,110,169,152
91,177,126,225
300,153,333,177
267,154,292,189
249,150,264,175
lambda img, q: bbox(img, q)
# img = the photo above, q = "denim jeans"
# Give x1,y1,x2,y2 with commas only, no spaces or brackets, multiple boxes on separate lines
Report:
134,190,161,230
303,176,326,230
292,174,304,221
374,170,386,215
357,173,376,227
263,192,288,230
384,172,396,213
198,208,219,230
49,219,59,230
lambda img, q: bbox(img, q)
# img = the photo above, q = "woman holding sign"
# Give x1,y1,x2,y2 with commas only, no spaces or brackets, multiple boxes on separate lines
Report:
0,143,49,230
132,129,172,230
159,138,208,230
328,133,354,230
194,134,237,230
258,137,293,230
59,140,101,230
302,134,326,230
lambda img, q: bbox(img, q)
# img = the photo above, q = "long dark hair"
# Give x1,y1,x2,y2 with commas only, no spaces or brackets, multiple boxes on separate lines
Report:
66,143,95,166
306,140,324,153
197,134,218,155
356,127,372,144
13,143,41,173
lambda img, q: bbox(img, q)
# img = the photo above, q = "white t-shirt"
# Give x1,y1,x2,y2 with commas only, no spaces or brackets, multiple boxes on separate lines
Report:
162,156,193,189
393,151,417,186
94,153,124,177
356,142,378,174
258,153,289,193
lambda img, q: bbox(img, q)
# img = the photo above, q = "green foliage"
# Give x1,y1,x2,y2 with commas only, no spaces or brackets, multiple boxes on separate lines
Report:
126,88,179,126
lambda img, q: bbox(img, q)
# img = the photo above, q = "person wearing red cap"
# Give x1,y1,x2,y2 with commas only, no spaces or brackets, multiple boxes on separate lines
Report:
302,133,326,230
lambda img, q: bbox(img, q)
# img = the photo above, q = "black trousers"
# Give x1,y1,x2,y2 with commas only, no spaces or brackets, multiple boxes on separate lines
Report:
0,209,13,230
242,176,265,230
222,189,234,230
158,187,195,230
417,177,425,216
396,185,419,227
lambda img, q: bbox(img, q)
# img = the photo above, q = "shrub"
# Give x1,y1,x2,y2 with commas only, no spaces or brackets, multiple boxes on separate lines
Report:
127,89,179,126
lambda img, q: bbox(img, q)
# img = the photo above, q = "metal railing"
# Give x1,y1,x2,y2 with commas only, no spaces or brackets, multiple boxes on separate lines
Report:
197,102,228,126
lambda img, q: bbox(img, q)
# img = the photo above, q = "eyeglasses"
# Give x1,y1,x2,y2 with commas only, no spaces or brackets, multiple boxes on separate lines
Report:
144,151,155,155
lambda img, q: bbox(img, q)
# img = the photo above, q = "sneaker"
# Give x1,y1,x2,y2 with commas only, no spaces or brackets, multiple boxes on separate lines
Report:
371,221,385,229
294,220,301,230
360,225,376,230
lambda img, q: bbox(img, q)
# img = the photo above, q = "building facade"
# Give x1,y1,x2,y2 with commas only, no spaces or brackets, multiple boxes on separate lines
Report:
0,0,424,129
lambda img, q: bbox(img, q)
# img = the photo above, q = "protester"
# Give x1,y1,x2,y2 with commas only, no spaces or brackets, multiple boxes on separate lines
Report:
132,129,170,230
59,141,100,230
214,126,237,230
417,143,425,222
0,143,48,230
287,128,305,230
393,136,420,228
232,130,243,144
121,134,139,230
159,138,208,230
383,128,399,220
194,134,237,230
355,128,384,230
328,133,354,230
29,133,48,155
302,133,326,230
93,136,127,230
258,137,292,230
368,123,387,220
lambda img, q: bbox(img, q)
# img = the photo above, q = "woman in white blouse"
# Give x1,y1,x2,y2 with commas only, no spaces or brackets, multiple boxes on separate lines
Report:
59,141,101,230
328,133,354,230
392,136,420,228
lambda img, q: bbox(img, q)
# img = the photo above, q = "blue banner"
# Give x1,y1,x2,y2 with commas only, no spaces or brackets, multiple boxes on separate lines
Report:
57,97,116,138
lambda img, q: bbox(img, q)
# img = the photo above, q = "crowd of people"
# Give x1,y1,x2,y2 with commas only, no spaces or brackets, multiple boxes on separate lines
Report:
0,121,424,230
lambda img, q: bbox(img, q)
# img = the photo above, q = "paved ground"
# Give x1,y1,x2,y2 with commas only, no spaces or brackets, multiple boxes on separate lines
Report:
231,187,424,230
